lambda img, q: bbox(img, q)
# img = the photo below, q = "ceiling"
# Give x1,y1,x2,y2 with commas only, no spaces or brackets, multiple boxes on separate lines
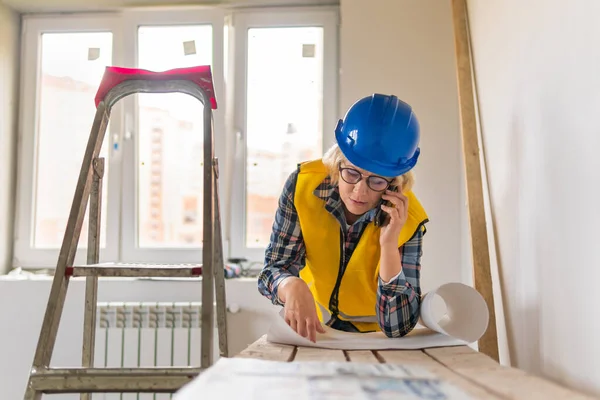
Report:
3,0,337,13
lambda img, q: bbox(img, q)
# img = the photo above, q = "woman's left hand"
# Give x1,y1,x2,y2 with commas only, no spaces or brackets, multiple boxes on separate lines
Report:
378,187,409,246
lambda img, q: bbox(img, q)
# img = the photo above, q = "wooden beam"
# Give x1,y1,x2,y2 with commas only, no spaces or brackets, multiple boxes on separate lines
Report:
450,0,499,361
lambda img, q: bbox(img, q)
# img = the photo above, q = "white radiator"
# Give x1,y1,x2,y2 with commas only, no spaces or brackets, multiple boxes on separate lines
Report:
92,302,218,400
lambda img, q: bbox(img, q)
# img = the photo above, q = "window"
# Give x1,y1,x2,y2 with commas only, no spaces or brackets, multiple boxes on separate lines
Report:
137,25,211,248
230,10,338,262
35,32,112,249
15,15,122,267
14,7,338,268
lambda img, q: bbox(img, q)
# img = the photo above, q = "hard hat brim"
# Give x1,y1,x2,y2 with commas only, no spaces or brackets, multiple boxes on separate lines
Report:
335,128,420,177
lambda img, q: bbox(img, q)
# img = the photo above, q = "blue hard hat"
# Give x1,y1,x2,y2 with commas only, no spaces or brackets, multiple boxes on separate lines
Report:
335,94,420,177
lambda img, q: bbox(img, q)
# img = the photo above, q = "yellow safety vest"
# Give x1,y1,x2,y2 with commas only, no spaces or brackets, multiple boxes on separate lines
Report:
295,159,429,332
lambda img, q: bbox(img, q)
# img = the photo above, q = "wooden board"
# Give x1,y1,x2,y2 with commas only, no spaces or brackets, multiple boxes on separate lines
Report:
450,0,499,361
344,350,380,363
378,348,500,399
234,336,595,400
294,347,346,362
426,346,595,399
235,336,296,362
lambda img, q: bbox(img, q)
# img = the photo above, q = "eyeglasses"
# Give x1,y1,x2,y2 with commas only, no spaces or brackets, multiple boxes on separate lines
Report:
338,165,393,192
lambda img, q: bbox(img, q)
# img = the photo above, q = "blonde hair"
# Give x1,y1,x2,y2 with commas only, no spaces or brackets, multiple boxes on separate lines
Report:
322,143,415,192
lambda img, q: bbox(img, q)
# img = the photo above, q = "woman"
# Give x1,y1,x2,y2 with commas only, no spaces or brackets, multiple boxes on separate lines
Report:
257,94,429,342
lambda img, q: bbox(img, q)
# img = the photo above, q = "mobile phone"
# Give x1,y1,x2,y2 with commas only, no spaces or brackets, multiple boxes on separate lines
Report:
374,185,398,227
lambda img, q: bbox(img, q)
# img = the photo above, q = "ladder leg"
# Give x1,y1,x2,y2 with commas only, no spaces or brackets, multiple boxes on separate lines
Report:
212,158,228,358
23,384,40,400
81,158,104,400
25,106,110,400
201,107,215,369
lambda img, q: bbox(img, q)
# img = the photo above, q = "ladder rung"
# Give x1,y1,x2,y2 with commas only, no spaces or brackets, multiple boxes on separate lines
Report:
29,366,203,393
66,262,202,278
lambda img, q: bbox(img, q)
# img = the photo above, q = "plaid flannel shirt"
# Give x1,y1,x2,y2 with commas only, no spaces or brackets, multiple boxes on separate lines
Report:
257,169,424,338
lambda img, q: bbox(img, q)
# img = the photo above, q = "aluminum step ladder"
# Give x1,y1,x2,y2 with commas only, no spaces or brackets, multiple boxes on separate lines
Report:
23,65,228,399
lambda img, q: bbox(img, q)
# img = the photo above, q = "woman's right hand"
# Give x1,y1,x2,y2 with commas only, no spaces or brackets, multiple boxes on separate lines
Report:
278,277,326,342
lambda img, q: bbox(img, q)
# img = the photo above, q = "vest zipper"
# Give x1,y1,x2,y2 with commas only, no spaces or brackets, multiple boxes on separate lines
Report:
327,228,346,324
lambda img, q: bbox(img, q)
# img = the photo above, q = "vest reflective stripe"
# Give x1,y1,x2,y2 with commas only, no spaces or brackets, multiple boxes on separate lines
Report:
315,302,379,323
295,159,429,332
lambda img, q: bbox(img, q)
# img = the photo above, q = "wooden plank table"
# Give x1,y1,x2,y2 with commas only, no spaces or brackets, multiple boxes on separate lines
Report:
235,335,595,400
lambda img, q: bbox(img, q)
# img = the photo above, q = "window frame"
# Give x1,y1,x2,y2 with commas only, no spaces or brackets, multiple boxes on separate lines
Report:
14,14,124,268
228,7,339,263
13,6,339,269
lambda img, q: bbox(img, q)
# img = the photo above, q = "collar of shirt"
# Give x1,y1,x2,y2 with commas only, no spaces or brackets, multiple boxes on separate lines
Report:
312,175,377,230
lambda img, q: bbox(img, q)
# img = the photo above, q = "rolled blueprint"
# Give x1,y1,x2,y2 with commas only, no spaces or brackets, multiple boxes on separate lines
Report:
419,282,489,343
266,282,490,350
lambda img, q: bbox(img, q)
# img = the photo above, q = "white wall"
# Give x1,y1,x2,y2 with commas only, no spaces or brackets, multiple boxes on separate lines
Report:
468,0,600,396
0,277,279,399
0,3,19,275
340,0,468,292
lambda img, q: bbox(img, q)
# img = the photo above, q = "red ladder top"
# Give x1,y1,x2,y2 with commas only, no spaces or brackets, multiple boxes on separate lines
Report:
94,65,218,109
